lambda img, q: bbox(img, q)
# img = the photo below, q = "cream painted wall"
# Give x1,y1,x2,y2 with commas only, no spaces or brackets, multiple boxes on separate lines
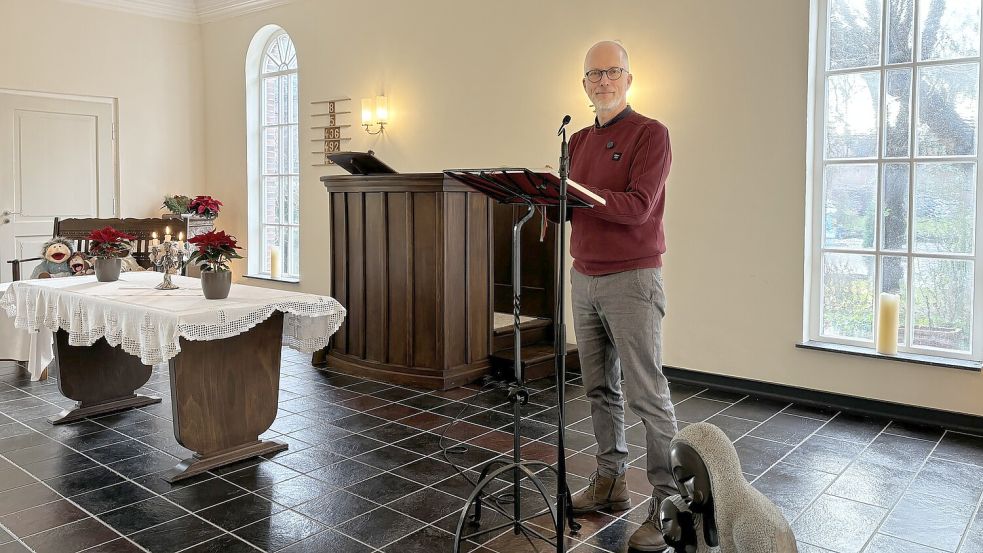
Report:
199,0,983,417
0,0,205,217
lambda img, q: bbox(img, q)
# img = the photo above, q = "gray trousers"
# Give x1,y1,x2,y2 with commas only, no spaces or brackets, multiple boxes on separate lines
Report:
571,267,678,501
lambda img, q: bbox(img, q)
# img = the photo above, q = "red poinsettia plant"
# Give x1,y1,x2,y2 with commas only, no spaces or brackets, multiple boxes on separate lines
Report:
186,230,242,272
87,227,136,258
187,195,222,218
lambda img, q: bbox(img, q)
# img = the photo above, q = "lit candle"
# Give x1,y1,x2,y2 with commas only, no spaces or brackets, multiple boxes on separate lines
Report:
270,246,281,280
150,231,159,248
876,292,900,355
164,226,171,242
177,232,184,249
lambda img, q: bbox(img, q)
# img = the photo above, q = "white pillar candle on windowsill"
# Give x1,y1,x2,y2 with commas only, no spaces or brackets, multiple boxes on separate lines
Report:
270,246,281,280
876,292,900,355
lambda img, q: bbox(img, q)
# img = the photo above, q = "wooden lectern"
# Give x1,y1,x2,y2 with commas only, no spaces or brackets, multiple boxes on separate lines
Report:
318,173,493,389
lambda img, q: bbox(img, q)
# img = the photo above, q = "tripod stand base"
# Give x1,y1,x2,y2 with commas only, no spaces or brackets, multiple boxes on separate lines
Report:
452,460,581,553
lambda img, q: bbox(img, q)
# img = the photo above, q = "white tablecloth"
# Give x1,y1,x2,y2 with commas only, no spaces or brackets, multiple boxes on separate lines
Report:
0,283,30,361
0,273,347,371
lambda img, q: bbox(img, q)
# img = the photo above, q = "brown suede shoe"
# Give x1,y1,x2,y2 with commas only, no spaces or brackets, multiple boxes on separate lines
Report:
627,500,668,552
571,472,631,514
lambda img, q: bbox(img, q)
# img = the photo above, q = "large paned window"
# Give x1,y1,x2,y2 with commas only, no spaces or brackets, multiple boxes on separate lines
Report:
810,0,982,360
258,32,299,278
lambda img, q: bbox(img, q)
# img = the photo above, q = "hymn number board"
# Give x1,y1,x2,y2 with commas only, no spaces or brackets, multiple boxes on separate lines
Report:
311,97,352,166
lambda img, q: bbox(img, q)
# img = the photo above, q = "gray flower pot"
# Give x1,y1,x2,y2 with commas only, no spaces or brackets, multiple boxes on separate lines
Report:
201,270,232,300
93,257,122,282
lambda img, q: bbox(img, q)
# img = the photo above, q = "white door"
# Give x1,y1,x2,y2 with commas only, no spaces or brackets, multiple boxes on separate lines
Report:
0,92,117,282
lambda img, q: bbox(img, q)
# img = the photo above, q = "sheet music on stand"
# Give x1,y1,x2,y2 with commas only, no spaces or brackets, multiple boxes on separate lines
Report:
444,168,604,208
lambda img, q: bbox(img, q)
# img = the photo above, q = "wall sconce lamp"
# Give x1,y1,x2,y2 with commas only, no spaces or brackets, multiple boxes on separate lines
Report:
361,96,388,135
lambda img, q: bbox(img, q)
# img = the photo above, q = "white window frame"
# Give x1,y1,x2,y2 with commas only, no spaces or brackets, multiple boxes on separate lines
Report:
246,27,300,281
807,0,983,362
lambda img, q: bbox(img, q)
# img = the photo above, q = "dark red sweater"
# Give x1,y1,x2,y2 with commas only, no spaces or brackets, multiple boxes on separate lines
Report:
569,107,671,275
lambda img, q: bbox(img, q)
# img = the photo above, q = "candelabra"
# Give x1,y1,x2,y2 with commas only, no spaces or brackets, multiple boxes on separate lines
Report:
149,240,193,290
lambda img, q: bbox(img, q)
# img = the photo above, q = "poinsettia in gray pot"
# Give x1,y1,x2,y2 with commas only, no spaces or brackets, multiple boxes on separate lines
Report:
186,230,243,300
88,226,136,282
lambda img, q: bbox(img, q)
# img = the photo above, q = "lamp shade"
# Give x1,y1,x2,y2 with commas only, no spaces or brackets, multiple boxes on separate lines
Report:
375,95,389,124
361,98,374,125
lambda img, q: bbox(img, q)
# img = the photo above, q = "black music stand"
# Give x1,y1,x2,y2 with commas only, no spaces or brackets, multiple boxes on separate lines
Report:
443,165,598,553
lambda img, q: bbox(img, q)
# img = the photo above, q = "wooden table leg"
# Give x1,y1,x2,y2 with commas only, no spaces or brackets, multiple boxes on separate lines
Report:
50,330,162,425
163,311,287,482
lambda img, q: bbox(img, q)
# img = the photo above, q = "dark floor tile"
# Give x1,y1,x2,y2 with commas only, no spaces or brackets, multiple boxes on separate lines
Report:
0,423,31,441
783,434,865,474
666,383,706,404
294,489,378,526
93,410,155,429
865,533,947,553
585,516,639,553
318,433,385,457
78,537,148,552
909,457,983,505
732,436,794,476
26,420,104,442
98,496,187,535
392,456,461,486
0,498,87,537
387,487,464,523
748,413,825,445
934,432,983,468
719,397,790,422
334,507,426,549
0,432,53,454
131,471,213,495
178,534,259,553
399,393,452,411
84,440,157,464
72,481,155,514
0,482,61,516
393,432,444,455
22,516,121,553
197,492,285,531
222,460,302,491
444,444,502,471
879,491,974,552
330,413,389,432
61,429,130,452
106,452,178,479
45,466,124,497
5,440,75,465
815,413,888,445
883,421,945,442
345,472,422,504
751,462,836,521
703,414,759,442
791,494,886,553
961,510,983,553
693,388,745,403
306,458,381,489
255,474,334,508
858,433,936,471
163,477,247,511
24,452,97,479
233,510,324,551
672,397,731,423
463,409,515,430
383,525,456,553
781,403,838,421
358,422,421,444
279,529,373,553
269,446,345,473
826,459,917,508
130,515,223,553
352,445,423,471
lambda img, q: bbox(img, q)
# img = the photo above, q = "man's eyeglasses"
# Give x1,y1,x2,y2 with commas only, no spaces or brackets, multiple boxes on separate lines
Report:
585,67,627,83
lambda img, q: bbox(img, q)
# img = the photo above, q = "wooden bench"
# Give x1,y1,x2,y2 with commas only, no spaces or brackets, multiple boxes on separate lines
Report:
8,217,174,281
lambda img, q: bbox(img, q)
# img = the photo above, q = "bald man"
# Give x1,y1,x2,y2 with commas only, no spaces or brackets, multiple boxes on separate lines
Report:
567,41,676,552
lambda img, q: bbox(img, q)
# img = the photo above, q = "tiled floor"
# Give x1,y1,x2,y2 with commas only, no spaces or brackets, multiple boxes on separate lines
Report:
0,353,981,552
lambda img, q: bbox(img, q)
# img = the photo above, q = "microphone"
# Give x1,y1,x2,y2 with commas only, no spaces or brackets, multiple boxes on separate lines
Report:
557,114,571,136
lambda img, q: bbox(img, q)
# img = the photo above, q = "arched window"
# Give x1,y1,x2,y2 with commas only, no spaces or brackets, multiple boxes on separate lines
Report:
246,27,299,280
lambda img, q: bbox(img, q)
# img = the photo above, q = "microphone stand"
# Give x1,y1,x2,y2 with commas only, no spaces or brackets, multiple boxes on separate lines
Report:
554,115,581,551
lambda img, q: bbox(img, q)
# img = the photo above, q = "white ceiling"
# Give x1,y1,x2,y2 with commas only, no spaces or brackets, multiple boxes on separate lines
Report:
58,0,294,23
